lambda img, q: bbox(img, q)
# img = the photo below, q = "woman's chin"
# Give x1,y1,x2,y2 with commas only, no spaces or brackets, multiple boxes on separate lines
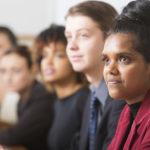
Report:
109,91,125,100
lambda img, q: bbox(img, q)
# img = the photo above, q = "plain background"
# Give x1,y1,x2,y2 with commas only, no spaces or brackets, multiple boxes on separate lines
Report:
0,0,132,36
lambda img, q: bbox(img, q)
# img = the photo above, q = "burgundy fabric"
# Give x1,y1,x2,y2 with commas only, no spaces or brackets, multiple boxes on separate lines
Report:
108,90,150,150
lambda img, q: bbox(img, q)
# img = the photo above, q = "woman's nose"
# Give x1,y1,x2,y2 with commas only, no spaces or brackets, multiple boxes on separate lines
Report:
46,54,54,65
105,61,119,75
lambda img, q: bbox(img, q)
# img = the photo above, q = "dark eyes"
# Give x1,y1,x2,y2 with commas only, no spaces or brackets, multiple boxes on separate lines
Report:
80,33,88,37
41,53,65,59
0,69,20,74
65,32,89,42
13,69,21,73
55,54,65,58
119,56,131,63
102,55,131,65
102,56,110,64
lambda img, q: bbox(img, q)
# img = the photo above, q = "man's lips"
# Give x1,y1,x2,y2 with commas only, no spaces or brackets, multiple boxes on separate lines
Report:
71,55,82,61
6,84,15,88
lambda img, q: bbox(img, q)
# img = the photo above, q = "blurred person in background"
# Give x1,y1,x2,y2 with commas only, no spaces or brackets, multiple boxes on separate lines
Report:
0,26,18,125
0,45,55,150
35,24,90,150
0,26,17,57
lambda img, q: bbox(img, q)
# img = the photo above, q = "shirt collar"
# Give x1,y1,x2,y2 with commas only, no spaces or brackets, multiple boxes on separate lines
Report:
90,78,108,108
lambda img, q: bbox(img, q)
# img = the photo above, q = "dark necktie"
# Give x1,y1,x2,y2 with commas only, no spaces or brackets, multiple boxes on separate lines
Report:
89,92,99,150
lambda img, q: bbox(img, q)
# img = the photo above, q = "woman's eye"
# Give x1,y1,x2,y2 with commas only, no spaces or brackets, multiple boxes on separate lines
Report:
102,57,110,64
55,54,65,58
119,56,131,63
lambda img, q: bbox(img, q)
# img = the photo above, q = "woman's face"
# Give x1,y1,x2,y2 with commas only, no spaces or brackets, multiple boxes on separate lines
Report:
103,33,150,104
41,42,75,84
0,54,33,93
65,15,104,74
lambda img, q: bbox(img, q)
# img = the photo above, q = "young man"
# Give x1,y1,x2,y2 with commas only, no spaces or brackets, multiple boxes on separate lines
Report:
65,1,126,150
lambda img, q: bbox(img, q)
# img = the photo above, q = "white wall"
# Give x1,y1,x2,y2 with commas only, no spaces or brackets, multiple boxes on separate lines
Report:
0,0,133,36
0,0,53,35
54,0,133,25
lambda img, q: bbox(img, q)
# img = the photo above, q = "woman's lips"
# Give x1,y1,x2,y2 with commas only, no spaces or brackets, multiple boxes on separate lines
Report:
107,79,122,85
44,68,55,75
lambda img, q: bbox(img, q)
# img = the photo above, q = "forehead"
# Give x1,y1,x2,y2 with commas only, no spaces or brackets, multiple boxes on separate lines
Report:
0,33,10,42
43,42,66,52
104,33,137,52
0,53,27,67
65,15,99,32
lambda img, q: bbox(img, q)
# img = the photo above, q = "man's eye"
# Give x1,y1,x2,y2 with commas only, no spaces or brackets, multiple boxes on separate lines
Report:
80,33,88,38
66,35,72,41
13,69,20,73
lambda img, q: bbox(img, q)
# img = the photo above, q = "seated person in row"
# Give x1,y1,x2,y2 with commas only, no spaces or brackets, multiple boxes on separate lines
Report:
0,26,17,57
0,26,18,114
103,0,150,149
0,45,55,150
35,24,90,150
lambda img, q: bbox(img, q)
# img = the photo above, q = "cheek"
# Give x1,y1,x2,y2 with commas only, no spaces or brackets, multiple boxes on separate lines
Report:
66,47,72,61
41,60,46,71
103,68,107,80
15,73,30,86
0,51,4,57
120,65,150,96
91,36,104,51
58,61,73,71
87,41,103,59
60,61,74,76
121,66,144,84
66,46,70,55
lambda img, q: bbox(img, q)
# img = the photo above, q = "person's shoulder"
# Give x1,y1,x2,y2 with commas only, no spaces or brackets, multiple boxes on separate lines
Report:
30,80,56,101
103,96,126,117
77,86,91,94
68,86,91,111
74,86,91,100
32,80,47,93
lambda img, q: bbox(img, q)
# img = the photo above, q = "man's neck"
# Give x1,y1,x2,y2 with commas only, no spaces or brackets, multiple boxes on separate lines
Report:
86,72,103,88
